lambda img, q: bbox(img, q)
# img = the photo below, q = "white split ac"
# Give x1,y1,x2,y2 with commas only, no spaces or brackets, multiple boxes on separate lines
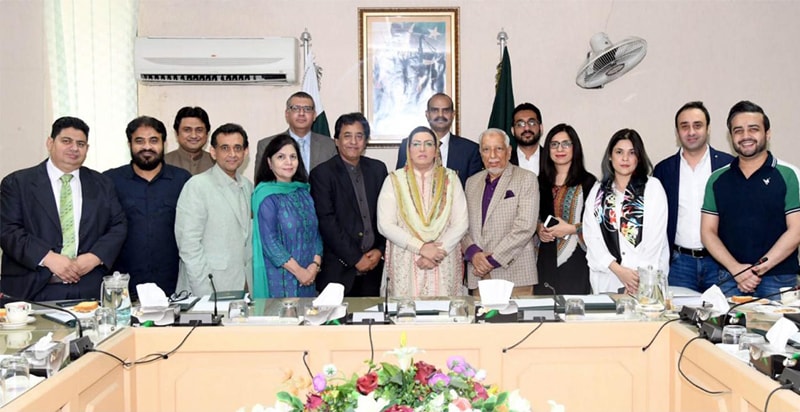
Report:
134,37,299,85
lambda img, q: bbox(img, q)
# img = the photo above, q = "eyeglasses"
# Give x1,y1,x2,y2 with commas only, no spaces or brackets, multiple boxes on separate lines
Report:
410,141,437,149
217,144,245,153
549,141,573,149
514,119,540,128
169,290,191,303
287,105,314,113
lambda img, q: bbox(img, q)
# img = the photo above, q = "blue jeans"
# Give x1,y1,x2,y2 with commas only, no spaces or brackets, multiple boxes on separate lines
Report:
717,269,798,298
668,250,724,293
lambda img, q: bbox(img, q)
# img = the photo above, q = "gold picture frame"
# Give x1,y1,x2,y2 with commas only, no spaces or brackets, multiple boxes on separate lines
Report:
358,7,460,145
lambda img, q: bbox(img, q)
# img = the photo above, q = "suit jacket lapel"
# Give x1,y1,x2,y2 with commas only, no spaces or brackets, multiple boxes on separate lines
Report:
31,162,60,229
483,167,513,231
213,167,248,230
78,168,99,241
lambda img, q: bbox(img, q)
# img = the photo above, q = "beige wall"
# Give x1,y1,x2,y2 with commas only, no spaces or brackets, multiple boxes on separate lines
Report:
3,0,800,180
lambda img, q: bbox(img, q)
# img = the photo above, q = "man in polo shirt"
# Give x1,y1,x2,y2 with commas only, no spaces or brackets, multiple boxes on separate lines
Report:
653,101,733,293
105,116,191,296
701,100,800,297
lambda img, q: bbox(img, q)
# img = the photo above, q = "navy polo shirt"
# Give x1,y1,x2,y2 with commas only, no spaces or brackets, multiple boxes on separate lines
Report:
702,152,800,276
104,163,191,295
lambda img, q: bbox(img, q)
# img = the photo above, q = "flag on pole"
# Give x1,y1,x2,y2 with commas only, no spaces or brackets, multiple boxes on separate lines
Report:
302,51,331,137
487,46,516,148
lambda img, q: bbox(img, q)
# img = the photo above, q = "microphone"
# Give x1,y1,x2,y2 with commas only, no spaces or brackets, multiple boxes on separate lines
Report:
0,292,93,360
699,285,800,342
543,282,558,319
383,275,390,320
209,274,219,322
718,257,768,295
174,274,222,326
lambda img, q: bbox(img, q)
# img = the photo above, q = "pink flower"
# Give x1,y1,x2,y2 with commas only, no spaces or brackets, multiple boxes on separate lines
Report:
312,373,326,392
306,393,323,410
473,381,488,400
451,397,473,410
428,372,450,387
385,405,414,412
356,372,378,395
414,361,437,384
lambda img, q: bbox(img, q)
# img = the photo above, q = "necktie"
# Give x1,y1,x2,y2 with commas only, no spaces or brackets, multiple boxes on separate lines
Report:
300,138,310,173
59,174,76,258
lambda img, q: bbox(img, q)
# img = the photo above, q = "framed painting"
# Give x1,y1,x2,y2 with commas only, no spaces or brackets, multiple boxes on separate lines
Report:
358,7,460,145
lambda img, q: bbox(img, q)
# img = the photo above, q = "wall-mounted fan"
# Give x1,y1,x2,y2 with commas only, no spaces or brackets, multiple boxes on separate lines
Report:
576,32,647,89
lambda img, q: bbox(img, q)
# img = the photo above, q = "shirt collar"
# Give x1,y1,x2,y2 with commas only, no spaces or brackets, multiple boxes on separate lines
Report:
46,158,79,182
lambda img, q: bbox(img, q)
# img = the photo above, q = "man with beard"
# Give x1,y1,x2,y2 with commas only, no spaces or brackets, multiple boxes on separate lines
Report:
701,101,800,298
510,102,545,175
653,102,733,293
105,116,191,296
395,93,481,187
176,123,253,296
165,106,214,175
462,128,538,296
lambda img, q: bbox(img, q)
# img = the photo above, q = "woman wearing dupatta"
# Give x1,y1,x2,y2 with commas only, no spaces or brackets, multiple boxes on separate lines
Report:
535,124,597,295
252,134,322,298
377,126,469,297
582,129,669,294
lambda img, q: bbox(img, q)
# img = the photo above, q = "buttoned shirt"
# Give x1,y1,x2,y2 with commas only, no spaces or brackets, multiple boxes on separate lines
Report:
164,146,214,175
674,146,712,249
289,130,312,174
439,132,451,168
516,146,541,175
345,162,375,251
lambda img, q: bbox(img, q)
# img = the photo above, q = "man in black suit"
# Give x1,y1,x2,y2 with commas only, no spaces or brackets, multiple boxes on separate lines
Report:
0,117,127,300
395,93,482,187
310,113,388,296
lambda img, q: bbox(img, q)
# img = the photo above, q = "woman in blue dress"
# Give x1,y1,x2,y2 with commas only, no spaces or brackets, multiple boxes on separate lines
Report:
252,134,322,298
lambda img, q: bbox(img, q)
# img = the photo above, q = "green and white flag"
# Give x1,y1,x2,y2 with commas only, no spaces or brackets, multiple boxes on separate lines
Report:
303,51,331,137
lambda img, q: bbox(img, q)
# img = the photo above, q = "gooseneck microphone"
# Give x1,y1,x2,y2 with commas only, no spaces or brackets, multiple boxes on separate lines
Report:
543,282,558,319
718,257,768,295
699,285,800,342
0,292,93,360
383,276,390,320
208,274,219,323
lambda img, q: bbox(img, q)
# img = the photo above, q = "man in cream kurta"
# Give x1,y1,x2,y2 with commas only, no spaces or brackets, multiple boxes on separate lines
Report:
175,124,253,296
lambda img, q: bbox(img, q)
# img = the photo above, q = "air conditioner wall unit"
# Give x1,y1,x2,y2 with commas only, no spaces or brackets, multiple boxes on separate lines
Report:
135,37,299,85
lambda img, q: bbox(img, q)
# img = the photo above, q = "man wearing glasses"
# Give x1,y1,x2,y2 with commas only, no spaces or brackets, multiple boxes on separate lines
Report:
510,102,545,175
105,116,191,298
395,93,482,187
176,124,253,297
254,91,336,179
0,116,127,300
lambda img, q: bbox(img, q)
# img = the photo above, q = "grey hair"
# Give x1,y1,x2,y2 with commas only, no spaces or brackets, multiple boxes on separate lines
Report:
478,128,510,147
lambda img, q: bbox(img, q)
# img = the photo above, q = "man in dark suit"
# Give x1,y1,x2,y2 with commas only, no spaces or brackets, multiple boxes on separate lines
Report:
310,113,388,296
0,116,127,300
254,91,336,180
509,102,545,175
395,93,481,187
653,101,734,292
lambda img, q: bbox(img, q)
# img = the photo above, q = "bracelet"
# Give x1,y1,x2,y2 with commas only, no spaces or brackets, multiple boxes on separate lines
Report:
310,261,321,272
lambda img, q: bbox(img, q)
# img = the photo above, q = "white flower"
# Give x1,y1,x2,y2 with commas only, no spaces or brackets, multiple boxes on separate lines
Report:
355,393,390,412
507,390,532,412
386,346,423,371
473,369,487,382
322,364,337,377
427,392,446,411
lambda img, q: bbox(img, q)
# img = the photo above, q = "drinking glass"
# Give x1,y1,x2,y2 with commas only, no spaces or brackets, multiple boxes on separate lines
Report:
448,298,469,323
616,296,637,319
0,356,30,403
95,307,116,340
722,325,746,345
278,300,298,323
395,299,416,323
45,342,68,378
80,316,99,344
101,272,131,327
738,333,766,351
228,300,249,323
564,298,585,320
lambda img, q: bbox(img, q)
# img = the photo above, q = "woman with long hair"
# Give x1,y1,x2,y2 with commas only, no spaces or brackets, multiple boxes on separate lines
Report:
377,126,468,297
535,124,597,295
252,134,322,298
582,129,669,294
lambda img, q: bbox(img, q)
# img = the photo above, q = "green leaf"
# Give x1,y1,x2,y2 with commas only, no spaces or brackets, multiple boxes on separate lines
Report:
275,392,304,411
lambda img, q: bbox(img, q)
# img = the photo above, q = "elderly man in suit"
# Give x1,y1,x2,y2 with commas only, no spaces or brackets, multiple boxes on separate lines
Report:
310,113,388,296
462,128,538,296
0,116,127,300
396,93,482,187
254,91,336,179
176,123,253,296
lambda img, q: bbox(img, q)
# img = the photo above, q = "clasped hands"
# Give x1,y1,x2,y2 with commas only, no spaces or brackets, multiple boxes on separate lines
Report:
416,242,446,270
731,260,769,294
44,251,101,283
354,249,383,273
537,217,576,243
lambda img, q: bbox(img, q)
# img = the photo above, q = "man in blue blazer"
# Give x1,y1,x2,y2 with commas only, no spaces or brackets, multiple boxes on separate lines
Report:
652,101,734,292
310,113,388,296
395,93,481,187
0,117,127,301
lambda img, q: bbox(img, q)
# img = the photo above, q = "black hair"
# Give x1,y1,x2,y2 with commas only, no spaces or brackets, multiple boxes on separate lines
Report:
726,100,770,132
210,123,249,148
601,128,653,183
254,134,308,185
125,116,167,143
674,101,710,129
50,116,89,139
334,112,370,141
173,106,211,133
540,123,591,187
512,102,542,124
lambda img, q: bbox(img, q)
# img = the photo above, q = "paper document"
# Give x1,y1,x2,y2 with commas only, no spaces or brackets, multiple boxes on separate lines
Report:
513,298,555,309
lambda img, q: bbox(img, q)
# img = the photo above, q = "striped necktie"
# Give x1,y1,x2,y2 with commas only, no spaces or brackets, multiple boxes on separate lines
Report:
59,174,76,258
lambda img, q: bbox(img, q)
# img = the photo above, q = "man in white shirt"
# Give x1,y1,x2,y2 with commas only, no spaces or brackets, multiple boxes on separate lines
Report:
652,101,733,293
509,102,544,175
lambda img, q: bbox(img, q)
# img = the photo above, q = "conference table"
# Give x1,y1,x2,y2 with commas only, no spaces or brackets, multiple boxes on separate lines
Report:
3,296,800,412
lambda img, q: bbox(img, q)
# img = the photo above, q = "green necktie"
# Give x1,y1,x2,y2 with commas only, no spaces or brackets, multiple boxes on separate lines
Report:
59,174,76,259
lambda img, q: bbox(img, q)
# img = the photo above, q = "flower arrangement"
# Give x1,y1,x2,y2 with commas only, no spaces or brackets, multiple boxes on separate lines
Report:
241,334,532,412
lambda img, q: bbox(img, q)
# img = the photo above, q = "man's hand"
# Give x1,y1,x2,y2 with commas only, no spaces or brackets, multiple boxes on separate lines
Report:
354,255,372,272
43,251,79,283
73,253,102,276
730,262,761,293
471,251,495,277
